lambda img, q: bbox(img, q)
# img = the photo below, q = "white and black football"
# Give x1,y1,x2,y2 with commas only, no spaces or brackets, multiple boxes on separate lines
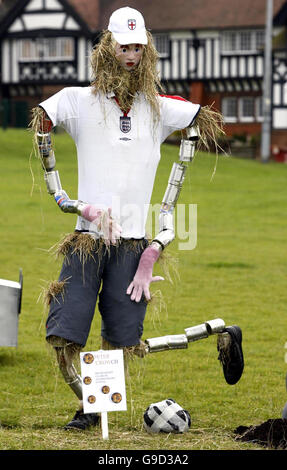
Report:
143,398,191,433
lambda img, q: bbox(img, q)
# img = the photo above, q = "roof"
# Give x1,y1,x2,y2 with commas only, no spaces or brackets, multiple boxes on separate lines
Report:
0,0,18,22
67,0,99,31
0,0,286,33
97,0,287,32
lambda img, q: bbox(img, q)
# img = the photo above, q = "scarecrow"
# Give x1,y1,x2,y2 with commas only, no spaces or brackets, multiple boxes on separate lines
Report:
31,7,244,430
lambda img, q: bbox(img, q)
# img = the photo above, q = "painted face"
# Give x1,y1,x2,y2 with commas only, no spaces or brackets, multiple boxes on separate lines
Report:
115,43,144,71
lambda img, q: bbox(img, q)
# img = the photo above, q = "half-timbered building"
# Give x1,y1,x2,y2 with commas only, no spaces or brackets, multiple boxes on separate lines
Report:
0,0,286,151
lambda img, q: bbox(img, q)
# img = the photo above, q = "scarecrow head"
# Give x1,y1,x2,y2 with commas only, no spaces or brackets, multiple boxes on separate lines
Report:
90,7,163,115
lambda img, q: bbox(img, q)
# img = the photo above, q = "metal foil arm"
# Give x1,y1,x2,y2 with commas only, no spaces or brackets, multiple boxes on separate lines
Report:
37,131,87,215
152,125,200,250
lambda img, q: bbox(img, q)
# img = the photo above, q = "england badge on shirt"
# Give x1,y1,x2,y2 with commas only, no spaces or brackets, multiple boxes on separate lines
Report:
120,116,131,133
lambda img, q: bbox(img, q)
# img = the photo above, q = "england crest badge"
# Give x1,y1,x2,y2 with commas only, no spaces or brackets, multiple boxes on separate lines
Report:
120,116,131,133
128,19,136,30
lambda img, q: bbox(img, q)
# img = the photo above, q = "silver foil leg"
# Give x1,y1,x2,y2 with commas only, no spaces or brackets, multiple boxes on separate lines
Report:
282,403,287,419
55,347,83,400
185,318,225,343
145,334,188,353
145,318,226,353
205,318,226,335
185,323,209,342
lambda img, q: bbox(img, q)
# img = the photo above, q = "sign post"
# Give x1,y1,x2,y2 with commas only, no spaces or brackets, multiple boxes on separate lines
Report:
101,411,109,440
80,349,127,440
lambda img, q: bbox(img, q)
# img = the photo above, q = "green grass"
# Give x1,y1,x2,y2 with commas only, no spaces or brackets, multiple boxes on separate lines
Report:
0,128,286,450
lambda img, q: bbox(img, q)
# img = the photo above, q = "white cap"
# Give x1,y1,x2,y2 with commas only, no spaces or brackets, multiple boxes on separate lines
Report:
108,7,148,45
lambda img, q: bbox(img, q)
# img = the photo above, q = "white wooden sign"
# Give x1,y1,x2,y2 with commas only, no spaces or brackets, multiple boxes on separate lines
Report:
80,349,127,414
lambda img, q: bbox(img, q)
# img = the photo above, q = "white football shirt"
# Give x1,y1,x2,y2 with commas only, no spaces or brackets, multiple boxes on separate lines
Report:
40,87,200,238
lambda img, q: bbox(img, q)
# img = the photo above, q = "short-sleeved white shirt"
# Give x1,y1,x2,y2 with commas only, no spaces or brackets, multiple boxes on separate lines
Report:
40,86,200,239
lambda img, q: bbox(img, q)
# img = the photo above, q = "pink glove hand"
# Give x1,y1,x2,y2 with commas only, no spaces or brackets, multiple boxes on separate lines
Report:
81,204,102,222
126,245,164,302
81,205,122,245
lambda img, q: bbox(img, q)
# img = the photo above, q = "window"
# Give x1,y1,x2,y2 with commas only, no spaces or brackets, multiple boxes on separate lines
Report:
222,32,237,52
255,31,265,50
20,39,34,59
239,32,252,51
221,30,264,54
153,34,170,58
222,97,237,122
239,97,254,121
19,38,74,61
222,96,263,122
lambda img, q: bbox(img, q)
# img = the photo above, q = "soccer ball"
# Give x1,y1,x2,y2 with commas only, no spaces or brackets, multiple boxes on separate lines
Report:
143,398,191,433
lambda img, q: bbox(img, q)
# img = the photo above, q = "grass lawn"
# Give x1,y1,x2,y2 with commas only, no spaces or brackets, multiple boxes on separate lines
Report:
0,128,286,451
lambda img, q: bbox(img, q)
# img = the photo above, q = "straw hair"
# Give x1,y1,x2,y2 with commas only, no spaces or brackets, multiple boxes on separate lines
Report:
90,30,163,117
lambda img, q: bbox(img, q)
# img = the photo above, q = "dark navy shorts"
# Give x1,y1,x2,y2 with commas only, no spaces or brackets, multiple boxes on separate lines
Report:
46,235,149,348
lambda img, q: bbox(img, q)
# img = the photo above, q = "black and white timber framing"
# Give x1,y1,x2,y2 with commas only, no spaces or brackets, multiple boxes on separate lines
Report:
158,33,264,96
0,0,94,85
0,0,287,129
272,49,287,128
